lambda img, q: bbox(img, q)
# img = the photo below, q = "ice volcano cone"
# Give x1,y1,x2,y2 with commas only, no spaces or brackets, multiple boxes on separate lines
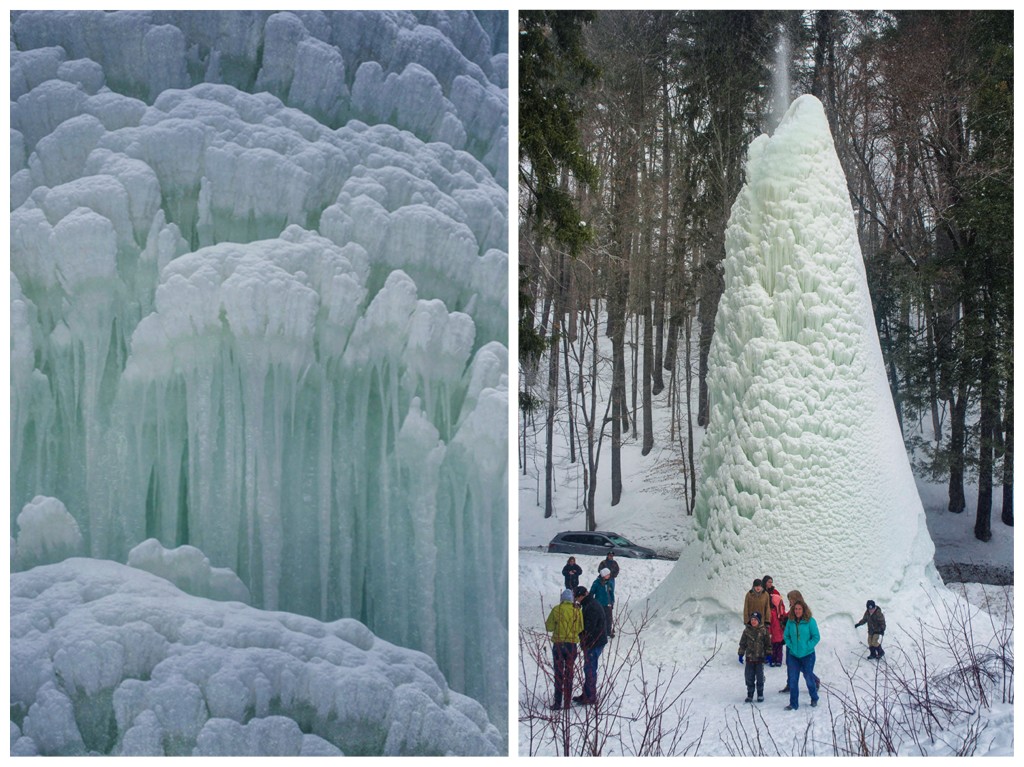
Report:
654,96,941,623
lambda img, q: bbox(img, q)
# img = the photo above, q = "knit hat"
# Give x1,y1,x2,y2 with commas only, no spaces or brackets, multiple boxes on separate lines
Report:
600,568,611,578
753,578,762,588
750,611,762,623
573,586,588,598
561,589,574,602
866,600,876,609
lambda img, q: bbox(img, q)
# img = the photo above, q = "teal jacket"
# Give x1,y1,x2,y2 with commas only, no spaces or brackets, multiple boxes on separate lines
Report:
783,615,820,658
591,576,615,606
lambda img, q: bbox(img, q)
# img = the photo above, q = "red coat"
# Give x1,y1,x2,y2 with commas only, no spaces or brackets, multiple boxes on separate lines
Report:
768,590,786,643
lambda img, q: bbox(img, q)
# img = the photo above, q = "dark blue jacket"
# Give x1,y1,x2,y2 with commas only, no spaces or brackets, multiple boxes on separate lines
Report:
579,594,608,650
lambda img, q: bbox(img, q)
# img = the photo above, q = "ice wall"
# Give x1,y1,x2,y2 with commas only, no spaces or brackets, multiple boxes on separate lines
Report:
10,10,508,734
654,96,940,623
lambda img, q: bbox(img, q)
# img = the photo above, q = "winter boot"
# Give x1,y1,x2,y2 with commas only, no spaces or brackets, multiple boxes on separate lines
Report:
868,646,877,660
745,694,753,703
876,646,885,660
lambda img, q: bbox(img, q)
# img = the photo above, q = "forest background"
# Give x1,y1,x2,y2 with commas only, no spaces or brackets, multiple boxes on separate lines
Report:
518,10,1013,546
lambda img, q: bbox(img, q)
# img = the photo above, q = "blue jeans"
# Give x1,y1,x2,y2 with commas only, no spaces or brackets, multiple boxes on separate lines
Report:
582,644,605,702
787,651,818,709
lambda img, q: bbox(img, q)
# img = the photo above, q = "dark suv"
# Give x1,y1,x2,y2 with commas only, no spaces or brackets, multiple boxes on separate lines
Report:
547,531,657,559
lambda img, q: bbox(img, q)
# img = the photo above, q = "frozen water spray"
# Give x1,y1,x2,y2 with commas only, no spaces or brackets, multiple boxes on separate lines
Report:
771,23,791,133
653,95,943,625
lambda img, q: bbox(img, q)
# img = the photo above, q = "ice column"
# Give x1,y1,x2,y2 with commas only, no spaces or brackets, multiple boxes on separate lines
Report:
655,95,940,621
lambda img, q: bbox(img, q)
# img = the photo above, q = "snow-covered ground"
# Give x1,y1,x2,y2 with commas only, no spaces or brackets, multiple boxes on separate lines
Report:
518,422,1013,756
518,550,1013,756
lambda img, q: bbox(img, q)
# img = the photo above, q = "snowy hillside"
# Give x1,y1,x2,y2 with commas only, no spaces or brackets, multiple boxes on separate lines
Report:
10,10,508,754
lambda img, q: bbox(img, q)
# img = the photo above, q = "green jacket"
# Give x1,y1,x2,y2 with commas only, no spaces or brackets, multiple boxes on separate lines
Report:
855,607,885,635
738,623,772,663
545,601,583,644
783,615,820,658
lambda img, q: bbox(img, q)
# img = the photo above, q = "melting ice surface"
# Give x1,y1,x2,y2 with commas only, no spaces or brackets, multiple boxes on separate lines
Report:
10,10,508,754
654,96,942,624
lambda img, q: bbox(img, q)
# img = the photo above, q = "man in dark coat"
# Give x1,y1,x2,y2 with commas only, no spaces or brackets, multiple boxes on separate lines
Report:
573,585,608,705
597,551,620,579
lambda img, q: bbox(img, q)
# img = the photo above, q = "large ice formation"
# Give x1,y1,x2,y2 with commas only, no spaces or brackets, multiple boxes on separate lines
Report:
9,10,508,749
654,96,940,623
10,559,502,756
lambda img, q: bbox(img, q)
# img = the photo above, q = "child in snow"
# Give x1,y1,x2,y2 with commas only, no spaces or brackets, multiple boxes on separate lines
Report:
854,599,886,659
738,611,772,703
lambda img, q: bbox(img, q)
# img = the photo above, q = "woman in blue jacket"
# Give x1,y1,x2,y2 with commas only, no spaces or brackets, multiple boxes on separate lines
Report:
783,598,819,710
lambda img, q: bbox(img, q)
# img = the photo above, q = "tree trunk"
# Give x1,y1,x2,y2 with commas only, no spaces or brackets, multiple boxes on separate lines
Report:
1002,372,1013,526
563,327,576,465
610,298,625,506
684,310,696,515
974,280,998,541
642,298,654,455
947,381,968,513
697,273,721,428
544,268,563,519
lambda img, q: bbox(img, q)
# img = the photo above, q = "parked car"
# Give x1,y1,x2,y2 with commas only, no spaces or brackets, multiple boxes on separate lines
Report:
547,531,657,559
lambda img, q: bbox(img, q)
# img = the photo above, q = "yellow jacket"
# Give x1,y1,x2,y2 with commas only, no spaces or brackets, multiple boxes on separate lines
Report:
545,601,583,644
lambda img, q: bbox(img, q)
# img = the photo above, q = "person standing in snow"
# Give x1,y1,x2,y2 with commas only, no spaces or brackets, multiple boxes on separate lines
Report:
743,578,772,629
591,568,616,639
854,599,886,659
562,556,583,590
738,610,772,703
573,585,608,705
779,589,805,693
783,598,820,711
597,551,620,580
545,588,583,709
763,575,786,667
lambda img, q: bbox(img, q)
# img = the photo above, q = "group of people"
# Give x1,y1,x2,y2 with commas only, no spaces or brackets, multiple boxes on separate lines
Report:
545,558,888,712
738,576,819,709
738,577,886,711
543,554,620,708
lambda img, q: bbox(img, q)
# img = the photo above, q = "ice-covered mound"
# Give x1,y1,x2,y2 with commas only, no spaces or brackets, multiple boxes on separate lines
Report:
653,96,941,624
10,558,503,756
12,496,84,571
127,539,250,604
11,10,507,733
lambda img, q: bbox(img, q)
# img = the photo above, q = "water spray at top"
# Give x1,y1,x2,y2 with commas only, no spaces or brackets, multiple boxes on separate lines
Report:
771,23,791,133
